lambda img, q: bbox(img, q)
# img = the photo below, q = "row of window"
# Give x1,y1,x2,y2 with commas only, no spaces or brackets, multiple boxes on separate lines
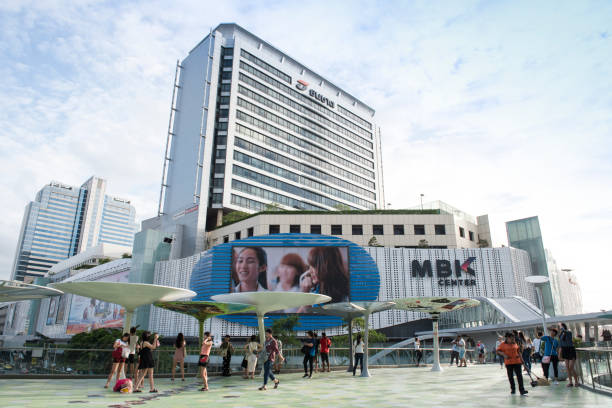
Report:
239,60,372,136
337,105,372,131
239,72,372,142
233,152,375,207
231,180,330,210
235,118,375,182
236,99,374,168
233,165,370,209
237,86,373,158
240,49,292,84
234,137,375,199
458,226,476,241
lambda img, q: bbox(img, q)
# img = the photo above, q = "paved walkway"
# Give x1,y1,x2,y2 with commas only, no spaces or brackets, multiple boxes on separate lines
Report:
0,364,608,407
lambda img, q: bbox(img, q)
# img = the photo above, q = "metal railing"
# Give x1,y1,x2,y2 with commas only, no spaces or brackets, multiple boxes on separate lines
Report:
577,347,612,395
0,346,485,376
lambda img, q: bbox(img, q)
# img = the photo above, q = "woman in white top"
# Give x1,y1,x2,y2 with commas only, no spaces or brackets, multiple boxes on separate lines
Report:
232,248,268,293
414,337,423,367
128,327,138,379
245,335,261,379
353,334,365,376
105,333,129,388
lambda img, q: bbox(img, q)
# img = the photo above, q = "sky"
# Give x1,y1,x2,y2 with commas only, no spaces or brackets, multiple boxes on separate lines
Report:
0,0,610,312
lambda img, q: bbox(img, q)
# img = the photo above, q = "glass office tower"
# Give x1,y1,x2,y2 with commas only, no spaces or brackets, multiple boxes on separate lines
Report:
506,216,555,316
11,177,137,282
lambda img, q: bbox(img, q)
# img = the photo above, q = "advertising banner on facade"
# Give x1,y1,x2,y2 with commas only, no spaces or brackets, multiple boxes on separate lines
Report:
46,297,58,325
66,270,128,334
230,246,349,312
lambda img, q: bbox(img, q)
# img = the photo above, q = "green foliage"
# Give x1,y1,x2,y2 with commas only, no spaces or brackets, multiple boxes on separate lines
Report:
270,316,300,346
65,328,124,374
264,202,284,212
98,257,112,265
368,236,382,247
222,210,251,225
121,253,132,258
331,318,387,345
69,328,124,349
418,239,429,248
333,204,352,211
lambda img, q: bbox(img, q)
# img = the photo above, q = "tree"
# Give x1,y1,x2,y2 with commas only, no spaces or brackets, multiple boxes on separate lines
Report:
331,317,387,345
333,204,351,211
121,253,132,258
368,236,382,247
418,239,429,248
98,257,112,265
264,202,284,212
270,316,300,346
477,239,489,248
222,210,250,225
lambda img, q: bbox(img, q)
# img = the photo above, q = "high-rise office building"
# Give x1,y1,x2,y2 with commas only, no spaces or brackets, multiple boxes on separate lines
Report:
506,216,556,316
11,177,137,282
155,23,384,258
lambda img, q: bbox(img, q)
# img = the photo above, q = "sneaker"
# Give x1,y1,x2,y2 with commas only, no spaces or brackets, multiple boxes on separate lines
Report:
520,390,528,396
510,390,516,395
302,374,308,378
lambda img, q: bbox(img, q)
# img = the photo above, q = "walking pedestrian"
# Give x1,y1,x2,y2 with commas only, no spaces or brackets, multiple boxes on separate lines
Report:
220,335,234,376
134,332,159,393
258,329,280,390
414,337,423,367
495,336,504,368
541,328,560,384
559,323,579,387
198,332,213,391
127,326,139,379
273,338,285,374
313,332,320,373
497,332,528,396
171,333,186,381
353,334,365,376
245,335,260,379
320,332,331,372
517,332,531,373
302,331,315,378
105,333,130,388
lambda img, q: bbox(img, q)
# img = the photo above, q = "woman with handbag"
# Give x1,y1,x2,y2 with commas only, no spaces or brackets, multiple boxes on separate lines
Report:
245,335,261,379
105,333,130,389
199,332,213,391
220,335,235,376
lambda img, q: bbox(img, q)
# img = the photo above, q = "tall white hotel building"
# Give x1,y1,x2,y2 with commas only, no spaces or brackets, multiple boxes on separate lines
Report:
157,23,384,258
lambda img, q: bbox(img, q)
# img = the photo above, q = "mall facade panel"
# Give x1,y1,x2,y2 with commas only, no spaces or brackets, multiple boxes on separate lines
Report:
10,177,137,282
148,235,535,338
156,23,384,259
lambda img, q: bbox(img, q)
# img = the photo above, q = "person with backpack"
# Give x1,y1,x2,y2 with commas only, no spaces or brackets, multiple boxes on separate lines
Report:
559,323,578,387
259,329,280,391
302,331,315,378
532,332,543,363
496,332,528,396
541,328,560,384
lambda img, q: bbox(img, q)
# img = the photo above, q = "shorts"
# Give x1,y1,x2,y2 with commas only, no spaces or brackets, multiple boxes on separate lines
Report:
561,346,576,360
320,352,329,363
459,350,466,359
198,354,209,368
128,354,136,364
113,356,126,363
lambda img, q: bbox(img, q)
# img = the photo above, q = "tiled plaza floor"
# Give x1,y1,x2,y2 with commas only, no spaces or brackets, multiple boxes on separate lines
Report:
0,364,608,407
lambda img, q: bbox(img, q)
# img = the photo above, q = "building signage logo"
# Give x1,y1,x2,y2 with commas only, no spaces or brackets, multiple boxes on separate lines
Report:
295,79,335,108
296,79,309,91
411,257,477,286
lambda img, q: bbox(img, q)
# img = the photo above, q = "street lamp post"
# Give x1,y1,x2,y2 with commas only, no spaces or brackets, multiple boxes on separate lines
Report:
525,275,550,335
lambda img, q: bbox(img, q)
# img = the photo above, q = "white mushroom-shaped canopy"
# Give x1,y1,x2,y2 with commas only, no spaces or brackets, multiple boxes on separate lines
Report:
211,291,331,314
51,282,196,311
0,280,63,301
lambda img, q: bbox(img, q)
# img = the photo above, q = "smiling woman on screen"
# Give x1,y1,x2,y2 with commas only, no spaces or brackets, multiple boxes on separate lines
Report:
232,247,268,292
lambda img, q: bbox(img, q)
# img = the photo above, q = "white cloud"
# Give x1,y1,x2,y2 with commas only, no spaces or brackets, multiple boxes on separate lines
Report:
0,0,610,312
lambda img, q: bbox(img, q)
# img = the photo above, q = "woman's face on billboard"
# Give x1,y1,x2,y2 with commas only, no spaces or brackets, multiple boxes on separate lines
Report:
235,248,263,286
277,264,298,287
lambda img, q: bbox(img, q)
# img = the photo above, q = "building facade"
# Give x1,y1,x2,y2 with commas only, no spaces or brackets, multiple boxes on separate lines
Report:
207,205,490,250
148,236,537,338
11,177,137,282
546,249,583,315
156,23,384,259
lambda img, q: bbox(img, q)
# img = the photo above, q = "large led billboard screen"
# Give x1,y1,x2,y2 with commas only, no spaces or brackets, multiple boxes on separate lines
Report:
230,246,349,312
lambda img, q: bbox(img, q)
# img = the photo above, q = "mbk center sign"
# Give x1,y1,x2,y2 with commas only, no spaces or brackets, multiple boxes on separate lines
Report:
411,257,477,286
